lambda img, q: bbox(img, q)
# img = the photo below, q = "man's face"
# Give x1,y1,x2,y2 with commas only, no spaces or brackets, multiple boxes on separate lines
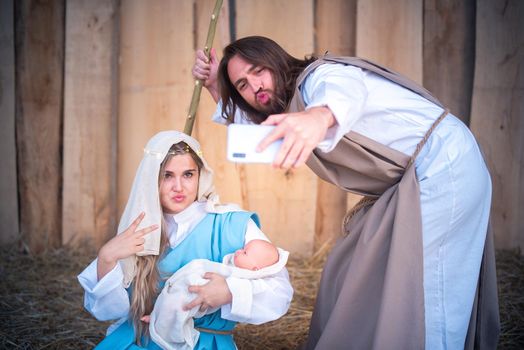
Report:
227,54,277,113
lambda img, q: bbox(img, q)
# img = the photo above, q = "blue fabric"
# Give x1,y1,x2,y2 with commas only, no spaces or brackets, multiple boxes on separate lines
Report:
94,320,163,350
95,211,259,350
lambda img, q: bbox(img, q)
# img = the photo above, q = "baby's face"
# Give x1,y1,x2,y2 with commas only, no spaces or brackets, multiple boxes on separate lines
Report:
233,246,259,270
233,240,278,270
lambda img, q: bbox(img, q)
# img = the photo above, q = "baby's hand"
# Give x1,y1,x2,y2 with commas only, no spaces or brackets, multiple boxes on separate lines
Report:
140,315,151,323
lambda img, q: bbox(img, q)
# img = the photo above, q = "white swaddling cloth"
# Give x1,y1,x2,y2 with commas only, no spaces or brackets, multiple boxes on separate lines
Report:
149,247,289,350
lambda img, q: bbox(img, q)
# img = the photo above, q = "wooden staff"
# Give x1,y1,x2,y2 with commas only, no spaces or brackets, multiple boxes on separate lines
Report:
183,0,223,135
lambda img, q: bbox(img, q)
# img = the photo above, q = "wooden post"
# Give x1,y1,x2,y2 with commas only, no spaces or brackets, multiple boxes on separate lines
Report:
313,0,358,252
62,0,118,248
15,0,64,253
470,0,524,250
235,0,316,255
423,0,475,125
0,0,19,246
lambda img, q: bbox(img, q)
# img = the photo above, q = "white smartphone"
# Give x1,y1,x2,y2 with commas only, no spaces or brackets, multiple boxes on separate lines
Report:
226,124,282,163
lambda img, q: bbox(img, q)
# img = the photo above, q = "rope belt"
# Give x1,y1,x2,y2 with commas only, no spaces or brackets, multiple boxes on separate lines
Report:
343,108,450,232
195,327,233,335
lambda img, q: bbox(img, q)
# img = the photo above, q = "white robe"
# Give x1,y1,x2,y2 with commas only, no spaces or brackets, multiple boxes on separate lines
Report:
212,62,491,350
77,201,293,336
149,249,289,350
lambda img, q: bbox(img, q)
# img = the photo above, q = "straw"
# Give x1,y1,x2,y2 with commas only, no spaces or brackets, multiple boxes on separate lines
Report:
0,245,522,349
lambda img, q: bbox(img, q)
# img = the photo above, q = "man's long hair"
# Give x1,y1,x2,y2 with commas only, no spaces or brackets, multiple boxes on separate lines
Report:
218,36,316,124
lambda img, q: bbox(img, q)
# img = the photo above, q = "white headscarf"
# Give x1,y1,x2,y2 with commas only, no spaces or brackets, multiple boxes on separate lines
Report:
118,130,236,287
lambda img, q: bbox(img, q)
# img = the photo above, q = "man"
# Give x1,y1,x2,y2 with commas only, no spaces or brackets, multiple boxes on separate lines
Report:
193,35,498,349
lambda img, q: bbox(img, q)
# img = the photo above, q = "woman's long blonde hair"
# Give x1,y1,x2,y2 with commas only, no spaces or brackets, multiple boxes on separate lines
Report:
129,141,203,345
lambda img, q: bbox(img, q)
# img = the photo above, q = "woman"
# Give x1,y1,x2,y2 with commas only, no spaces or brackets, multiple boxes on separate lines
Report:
193,36,499,349
78,130,293,349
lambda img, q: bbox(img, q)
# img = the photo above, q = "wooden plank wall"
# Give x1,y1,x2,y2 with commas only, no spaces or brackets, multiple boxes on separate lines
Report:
233,0,317,254
194,0,244,205
118,0,194,214
0,0,19,245
62,0,119,248
313,0,358,251
15,0,64,253
357,0,423,82
3,0,524,253
470,0,524,250
423,0,476,124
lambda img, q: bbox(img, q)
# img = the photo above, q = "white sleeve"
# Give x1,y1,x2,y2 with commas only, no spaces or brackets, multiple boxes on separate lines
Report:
77,259,130,321
221,219,293,324
302,63,368,152
211,99,254,125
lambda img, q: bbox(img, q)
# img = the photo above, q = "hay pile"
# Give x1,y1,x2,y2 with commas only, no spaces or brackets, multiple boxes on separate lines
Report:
496,249,524,348
0,245,522,349
0,247,110,349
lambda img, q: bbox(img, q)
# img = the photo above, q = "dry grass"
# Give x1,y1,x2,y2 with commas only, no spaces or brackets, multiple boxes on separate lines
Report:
496,249,524,349
0,244,522,349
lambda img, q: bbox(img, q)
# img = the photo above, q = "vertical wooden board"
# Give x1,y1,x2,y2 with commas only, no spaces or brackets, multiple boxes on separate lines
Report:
242,165,317,255
236,0,314,58
234,0,316,255
423,0,475,124
62,0,118,248
0,0,19,245
193,0,245,206
118,0,194,216
315,0,356,56
356,0,423,83
15,0,64,252
314,0,359,251
470,0,524,250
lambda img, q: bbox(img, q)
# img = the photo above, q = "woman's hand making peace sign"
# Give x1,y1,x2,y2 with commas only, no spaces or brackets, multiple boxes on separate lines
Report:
96,212,158,280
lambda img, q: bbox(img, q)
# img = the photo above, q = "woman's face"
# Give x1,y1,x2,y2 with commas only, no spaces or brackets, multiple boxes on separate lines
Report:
159,153,199,214
227,54,276,113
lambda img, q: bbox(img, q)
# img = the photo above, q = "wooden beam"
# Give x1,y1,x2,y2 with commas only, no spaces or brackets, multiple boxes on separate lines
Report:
470,0,524,250
423,0,475,125
15,0,64,253
0,0,19,246
62,0,118,248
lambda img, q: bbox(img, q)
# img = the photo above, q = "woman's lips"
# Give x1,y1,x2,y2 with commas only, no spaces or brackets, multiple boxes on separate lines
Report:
173,195,185,203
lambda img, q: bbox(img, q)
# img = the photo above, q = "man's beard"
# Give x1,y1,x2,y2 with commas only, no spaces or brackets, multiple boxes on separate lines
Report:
256,89,286,116
258,98,282,115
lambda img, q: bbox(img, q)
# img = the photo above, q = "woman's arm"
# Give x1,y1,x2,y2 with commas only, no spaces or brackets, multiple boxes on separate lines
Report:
78,212,158,321
183,218,293,324
222,267,293,324
77,259,130,321
221,219,293,323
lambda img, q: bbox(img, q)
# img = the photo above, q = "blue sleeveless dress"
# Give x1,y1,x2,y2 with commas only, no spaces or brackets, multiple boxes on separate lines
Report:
95,211,259,350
